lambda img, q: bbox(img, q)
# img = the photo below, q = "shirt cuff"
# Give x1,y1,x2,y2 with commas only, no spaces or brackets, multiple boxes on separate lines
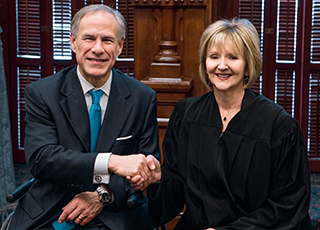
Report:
93,153,112,184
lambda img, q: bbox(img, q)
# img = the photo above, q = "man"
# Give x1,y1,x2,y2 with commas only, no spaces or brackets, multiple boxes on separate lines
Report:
8,4,159,230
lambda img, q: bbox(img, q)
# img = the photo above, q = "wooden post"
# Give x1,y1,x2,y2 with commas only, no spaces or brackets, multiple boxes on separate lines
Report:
132,0,209,164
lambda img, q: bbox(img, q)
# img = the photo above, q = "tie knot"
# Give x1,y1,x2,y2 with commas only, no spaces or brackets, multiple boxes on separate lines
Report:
89,90,103,104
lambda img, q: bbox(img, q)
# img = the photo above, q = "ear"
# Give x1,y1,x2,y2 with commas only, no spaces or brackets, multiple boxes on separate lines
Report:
116,38,124,56
244,65,250,77
70,34,77,53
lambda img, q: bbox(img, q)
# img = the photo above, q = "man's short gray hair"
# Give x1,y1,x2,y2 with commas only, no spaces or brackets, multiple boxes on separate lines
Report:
71,4,126,41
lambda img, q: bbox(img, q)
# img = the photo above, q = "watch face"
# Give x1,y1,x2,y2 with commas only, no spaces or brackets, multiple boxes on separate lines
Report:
97,187,111,204
101,193,111,203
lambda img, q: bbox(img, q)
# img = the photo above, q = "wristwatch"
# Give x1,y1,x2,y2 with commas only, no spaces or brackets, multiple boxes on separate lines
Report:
96,186,112,205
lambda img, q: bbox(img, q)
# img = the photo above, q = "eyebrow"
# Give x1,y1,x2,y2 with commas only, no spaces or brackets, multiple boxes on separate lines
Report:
101,35,115,40
82,34,95,38
82,34,115,41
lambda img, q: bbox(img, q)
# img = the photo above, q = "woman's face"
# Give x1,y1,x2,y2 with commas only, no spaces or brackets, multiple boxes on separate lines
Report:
205,39,248,94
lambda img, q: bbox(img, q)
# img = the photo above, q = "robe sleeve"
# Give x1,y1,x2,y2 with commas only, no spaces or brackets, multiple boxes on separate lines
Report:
148,104,186,228
216,119,311,230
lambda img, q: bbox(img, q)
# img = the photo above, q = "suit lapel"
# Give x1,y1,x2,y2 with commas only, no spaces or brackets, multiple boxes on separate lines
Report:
59,66,90,152
96,69,132,152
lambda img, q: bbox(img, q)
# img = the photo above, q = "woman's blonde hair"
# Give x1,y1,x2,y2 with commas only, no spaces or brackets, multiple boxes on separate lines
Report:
199,18,262,90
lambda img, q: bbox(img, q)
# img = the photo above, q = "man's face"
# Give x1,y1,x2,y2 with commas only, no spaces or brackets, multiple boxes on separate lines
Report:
70,11,123,84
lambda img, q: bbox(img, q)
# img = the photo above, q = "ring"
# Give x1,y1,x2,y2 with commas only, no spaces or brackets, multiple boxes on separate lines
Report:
78,215,83,221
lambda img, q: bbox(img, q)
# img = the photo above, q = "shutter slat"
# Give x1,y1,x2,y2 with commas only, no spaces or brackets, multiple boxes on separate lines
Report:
308,72,320,157
17,0,41,57
275,69,295,116
311,0,320,62
17,65,42,149
239,0,263,93
276,0,298,62
53,0,72,60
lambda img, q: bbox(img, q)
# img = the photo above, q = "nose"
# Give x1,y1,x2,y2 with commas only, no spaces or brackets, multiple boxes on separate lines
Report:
217,58,229,70
91,40,105,54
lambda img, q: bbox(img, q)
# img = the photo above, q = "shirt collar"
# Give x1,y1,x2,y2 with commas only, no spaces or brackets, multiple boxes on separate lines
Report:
77,65,112,96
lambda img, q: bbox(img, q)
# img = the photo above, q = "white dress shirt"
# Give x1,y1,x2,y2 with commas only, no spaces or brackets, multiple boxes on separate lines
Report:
77,66,112,184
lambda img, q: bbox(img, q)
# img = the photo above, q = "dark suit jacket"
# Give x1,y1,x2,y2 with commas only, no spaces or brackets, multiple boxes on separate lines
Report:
9,65,160,230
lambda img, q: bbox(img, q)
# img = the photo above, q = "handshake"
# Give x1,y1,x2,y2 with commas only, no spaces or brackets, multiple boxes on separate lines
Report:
108,154,161,191
57,154,161,225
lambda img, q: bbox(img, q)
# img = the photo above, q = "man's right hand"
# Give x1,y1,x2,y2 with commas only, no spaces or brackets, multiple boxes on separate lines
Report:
108,154,150,185
127,155,161,190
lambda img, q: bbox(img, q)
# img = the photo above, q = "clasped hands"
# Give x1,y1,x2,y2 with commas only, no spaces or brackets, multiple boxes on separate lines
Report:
121,154,161,191
58,154,160,226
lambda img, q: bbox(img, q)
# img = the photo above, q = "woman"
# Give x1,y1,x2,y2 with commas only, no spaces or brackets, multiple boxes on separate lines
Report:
146,18,311,229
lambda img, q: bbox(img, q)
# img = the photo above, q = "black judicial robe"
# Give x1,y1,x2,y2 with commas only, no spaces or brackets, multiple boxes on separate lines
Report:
148,89,311,229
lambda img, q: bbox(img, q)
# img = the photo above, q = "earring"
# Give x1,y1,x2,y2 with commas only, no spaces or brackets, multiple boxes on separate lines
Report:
206,74,213,88
244,75,249,84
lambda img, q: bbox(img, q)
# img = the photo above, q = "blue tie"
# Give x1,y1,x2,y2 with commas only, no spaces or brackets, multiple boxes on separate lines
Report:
89,89,103,153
